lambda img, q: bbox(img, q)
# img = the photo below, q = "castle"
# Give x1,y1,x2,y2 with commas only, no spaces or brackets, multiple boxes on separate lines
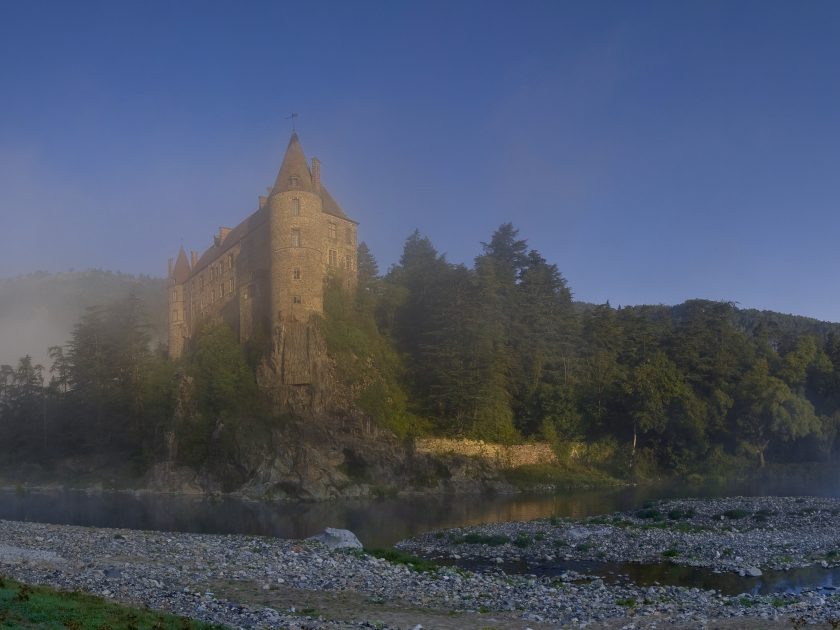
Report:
167,133,359,378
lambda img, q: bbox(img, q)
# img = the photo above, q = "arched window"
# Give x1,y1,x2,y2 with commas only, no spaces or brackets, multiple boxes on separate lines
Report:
292,198,300,216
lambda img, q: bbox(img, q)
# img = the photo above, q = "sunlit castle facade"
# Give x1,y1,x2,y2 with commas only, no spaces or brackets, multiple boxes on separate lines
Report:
167,133,359,360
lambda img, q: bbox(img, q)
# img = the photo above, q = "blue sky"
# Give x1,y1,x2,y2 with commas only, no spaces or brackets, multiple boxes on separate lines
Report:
2,0,840,321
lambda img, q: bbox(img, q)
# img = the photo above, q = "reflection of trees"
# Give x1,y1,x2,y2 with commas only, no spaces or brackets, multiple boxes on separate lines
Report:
3,479,840,548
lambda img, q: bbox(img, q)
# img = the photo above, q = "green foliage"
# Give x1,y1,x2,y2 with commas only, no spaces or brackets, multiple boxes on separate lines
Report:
188,321,257,416
0,575,220,629
322,273,415,438
635,508,664,521
512,535,532,548
504,463,620,490
6,223,840,479
455,533,510,546
365,548,438,572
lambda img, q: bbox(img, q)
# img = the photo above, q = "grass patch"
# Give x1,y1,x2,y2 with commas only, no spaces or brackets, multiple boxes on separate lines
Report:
635,508,664,521
616,597,637,608
365,548,438,572
503,463,621,490
667,508,696,520
661,548,680,558
0,575,220,629
512,535,532,549
456,533,510,547
716,509,750,520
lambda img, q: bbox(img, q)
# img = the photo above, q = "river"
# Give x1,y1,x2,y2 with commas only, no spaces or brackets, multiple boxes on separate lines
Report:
1,471,837,548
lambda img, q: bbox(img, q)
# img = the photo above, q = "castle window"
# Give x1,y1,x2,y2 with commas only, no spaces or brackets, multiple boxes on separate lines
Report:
199,276,204,290
290,176,299,187
171,290,177,301
219,283,224,297
328,223,337,239
172,310,178,322
229,278,234,293
293,295,302,304
293,267,301,280
243,285,251,300
344,254,352,270
227,254,234,270
329,249,337,267
291,229,301,247
212,288,216,302
292,198,300,216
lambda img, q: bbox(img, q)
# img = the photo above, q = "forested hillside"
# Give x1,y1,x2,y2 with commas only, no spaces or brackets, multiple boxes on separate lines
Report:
347,224,840,474
2,224,840,487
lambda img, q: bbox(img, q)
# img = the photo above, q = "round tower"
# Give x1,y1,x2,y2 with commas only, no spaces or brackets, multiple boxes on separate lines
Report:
268,133,326,328
168,246,191,359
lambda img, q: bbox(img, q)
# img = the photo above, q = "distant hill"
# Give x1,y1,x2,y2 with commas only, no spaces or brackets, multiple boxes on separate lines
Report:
0,270,167,368
579,300,840,341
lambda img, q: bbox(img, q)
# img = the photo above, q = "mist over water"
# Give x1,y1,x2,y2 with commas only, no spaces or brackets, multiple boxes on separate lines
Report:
4,472,840,548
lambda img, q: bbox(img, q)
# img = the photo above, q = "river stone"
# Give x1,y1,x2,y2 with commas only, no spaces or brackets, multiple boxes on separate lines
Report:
307,527,363,549
745,566,763,577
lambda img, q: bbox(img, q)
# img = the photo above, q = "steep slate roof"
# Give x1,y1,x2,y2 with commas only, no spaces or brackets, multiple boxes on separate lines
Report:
272,133,355,222
172,246,191,283
190,206,268,276
321,184,357,224
272,133,314,194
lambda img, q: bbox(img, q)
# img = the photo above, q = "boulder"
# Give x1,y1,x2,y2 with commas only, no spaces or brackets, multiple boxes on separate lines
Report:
307,527,363,549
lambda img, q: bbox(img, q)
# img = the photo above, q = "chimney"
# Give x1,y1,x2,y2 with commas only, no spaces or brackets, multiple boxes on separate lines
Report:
258,195,267,209
168,258,173,278
191,251,198,267
312,157,320,191
219,226,232,241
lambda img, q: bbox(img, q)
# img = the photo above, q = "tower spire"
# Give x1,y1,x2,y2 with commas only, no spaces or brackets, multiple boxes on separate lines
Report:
286,112,299,133
271,131,313,194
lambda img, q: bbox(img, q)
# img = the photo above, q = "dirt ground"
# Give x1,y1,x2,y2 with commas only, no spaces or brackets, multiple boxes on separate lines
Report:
208,579,832,629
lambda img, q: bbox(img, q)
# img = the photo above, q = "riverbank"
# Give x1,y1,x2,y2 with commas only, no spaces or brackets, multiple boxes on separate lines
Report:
2,498,840,628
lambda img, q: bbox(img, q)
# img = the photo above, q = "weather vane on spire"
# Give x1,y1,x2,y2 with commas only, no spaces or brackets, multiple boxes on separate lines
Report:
286,112,299,132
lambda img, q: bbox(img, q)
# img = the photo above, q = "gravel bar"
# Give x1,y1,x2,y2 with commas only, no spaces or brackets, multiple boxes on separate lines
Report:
0,497,839,628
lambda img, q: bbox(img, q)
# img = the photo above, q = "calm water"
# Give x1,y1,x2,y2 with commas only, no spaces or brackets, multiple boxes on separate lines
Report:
3,472,840,595
1,474,838,547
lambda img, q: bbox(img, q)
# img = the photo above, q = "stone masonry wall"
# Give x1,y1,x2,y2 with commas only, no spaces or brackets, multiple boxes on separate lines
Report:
414,438,558,469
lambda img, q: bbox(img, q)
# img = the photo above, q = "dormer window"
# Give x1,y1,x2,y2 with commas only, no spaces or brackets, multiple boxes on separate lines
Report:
292,198,300,216
293,267,301,280
289,176,300,187
328,223,337,239
291,229,301,247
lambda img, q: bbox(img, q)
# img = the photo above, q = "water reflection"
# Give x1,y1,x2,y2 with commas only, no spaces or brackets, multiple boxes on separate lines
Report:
459,558,840,596
0,473,838,549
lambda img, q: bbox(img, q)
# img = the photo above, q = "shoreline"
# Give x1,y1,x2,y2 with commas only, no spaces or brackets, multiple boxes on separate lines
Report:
1,497,840,628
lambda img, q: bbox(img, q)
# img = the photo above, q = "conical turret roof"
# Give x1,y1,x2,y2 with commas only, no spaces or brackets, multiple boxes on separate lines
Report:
172,246,191,283
272,132,314,194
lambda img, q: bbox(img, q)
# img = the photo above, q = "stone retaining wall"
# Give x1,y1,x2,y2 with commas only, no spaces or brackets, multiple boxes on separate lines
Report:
415,438,557,469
